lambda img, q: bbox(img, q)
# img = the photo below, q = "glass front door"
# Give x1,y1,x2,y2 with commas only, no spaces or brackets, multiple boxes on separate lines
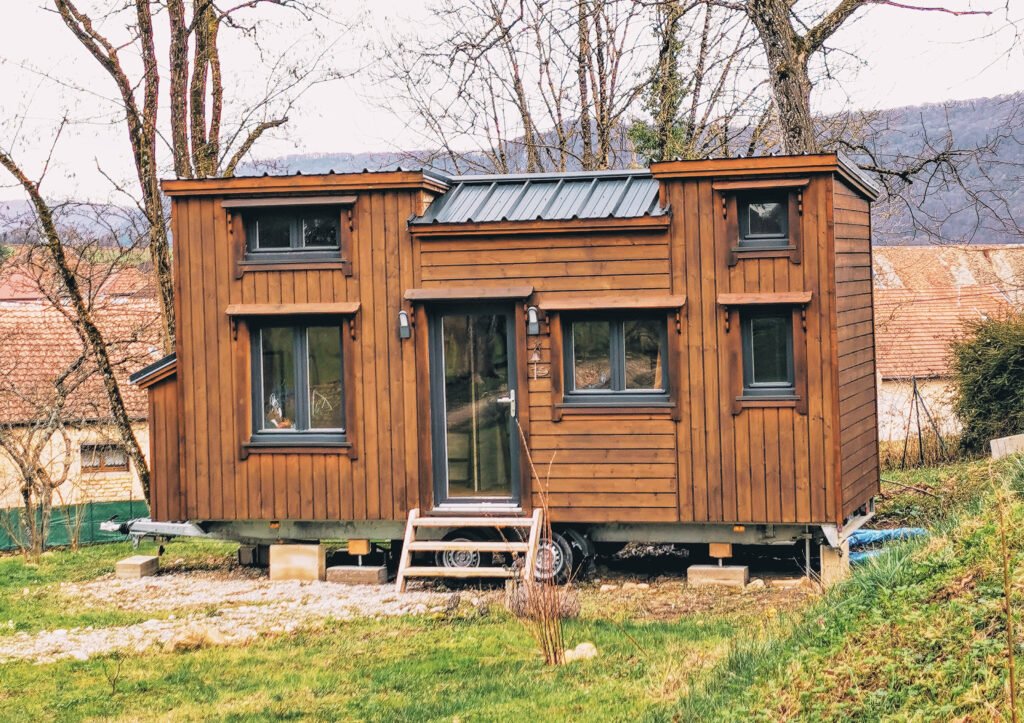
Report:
429,306,519,506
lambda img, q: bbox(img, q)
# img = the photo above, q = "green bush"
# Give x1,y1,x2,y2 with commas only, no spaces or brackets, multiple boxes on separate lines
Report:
950,312,1024,453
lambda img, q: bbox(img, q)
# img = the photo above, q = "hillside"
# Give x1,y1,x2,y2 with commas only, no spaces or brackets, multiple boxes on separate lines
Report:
245,94,1024,246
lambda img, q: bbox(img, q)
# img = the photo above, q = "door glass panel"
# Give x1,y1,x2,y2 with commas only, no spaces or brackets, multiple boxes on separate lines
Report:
623,319,663,390
572,320,612,390
442,312,512,499
307,327,344,430
260,327,297,430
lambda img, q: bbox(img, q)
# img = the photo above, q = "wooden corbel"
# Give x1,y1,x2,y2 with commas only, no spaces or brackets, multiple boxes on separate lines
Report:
230,316,239,341
674,308,683,334
722,306,732,333
800,304,807,332
348,316,358,340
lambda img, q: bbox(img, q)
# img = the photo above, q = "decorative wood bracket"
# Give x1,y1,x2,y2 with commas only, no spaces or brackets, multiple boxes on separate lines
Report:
348,316,358,340
230,316,239,340
797,189,804,216
722,306,732,333
674,308,683,334
800,305,807,332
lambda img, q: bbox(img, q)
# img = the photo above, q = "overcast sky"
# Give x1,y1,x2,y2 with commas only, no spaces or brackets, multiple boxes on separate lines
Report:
0,0,1021,201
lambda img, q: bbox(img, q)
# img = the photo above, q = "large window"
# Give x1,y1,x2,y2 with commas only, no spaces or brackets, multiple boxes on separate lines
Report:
251,324,346,444
737,191,789,248
564,314,669,404
245,207,340,260
741,307,795,397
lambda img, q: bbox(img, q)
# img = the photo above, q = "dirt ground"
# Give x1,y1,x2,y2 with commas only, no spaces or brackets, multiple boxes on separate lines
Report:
2,548,818,665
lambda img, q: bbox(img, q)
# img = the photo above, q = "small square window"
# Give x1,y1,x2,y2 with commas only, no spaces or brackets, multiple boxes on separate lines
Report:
738,192,789,248
564,314,668,405
741,307,795,397
246,207,341,258
81,443,129,472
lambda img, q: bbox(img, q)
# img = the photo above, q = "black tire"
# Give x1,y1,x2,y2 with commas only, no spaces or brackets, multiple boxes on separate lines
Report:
534,531,574,585
434,529,488,569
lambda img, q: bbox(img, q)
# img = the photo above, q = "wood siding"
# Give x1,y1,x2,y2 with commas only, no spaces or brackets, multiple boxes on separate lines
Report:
833,178,881,517
147,374,183,521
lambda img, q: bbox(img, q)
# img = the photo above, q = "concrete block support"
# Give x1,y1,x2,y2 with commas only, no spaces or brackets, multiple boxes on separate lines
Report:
269,544,326,582
116,555,159,579
991,433,1024,460
819,540,851,587
326,565,388,585
687,564,749,589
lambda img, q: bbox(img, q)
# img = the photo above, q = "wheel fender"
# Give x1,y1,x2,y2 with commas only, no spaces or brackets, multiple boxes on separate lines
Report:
560,527,594,562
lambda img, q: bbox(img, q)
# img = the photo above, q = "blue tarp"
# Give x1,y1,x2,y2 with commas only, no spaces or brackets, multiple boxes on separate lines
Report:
847,527,927,564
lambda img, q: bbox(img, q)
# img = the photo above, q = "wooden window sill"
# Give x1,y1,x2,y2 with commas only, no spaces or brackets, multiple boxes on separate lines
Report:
732,396,800,413
730,245,799,263
238,260,351,274
243,442,353,455
555,403,675,416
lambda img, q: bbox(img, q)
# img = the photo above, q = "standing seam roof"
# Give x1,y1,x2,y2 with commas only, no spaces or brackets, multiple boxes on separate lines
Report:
411,170,667,225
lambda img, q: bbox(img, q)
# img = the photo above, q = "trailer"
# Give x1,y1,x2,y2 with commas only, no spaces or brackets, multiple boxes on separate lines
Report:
129,154,880,582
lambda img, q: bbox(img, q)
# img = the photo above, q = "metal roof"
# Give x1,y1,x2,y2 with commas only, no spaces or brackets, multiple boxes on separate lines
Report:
411,169,667,225
129,352,177,386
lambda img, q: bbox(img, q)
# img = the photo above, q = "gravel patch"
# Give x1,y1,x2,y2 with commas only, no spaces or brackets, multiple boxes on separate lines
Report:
2,571,457,665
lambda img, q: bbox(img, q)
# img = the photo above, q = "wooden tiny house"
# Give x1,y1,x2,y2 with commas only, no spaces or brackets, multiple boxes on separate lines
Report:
133,154,880,575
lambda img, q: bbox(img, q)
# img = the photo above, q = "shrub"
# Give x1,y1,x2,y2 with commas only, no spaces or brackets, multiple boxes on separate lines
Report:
950,312,1024,454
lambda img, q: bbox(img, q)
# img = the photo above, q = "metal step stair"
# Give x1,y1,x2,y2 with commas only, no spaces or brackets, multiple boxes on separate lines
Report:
395,508,543,592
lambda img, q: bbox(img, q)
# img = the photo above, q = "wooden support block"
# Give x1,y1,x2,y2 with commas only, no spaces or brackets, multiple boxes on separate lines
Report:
687,564,749,589
347,539,371,556
116,555,159,579
709,542,733,559
819,541,850,588
326,565,388,585
269,544,326,582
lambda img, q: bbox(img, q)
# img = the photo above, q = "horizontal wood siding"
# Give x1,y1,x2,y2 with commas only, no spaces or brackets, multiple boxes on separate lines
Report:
148,374,183,521
169,190,424,522
834,178,881,516
418,231,679,523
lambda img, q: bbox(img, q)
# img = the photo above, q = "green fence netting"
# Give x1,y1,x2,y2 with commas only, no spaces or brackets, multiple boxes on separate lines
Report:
0,499,149,551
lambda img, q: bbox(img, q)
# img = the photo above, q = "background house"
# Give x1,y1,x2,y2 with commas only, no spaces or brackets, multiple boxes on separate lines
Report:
872,244,1024,443
0,247,160,548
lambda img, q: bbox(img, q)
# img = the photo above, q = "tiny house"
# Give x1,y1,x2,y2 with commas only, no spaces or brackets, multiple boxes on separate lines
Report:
132,154,880,579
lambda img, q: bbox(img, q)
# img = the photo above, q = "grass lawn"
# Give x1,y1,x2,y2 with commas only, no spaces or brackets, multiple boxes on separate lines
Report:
1,456,1021,721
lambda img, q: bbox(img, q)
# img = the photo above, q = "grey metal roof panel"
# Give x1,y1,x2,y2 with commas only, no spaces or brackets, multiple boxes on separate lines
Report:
412,169,667,225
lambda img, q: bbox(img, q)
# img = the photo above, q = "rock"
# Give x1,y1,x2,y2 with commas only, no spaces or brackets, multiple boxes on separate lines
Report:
599,584,618,592
622,582,650,590
746,578,766,590
54,629,68,636
564,642,598,663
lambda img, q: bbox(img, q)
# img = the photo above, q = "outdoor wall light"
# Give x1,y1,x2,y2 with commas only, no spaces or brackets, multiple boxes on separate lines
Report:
526,306,541,335
398,310,412,339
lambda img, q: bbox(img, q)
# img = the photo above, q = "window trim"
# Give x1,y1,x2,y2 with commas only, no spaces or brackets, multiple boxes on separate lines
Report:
249,322,348,447
229,203,354,277
80,443,129,473
740,307,796,398
715,179,806,266
737,191,790,248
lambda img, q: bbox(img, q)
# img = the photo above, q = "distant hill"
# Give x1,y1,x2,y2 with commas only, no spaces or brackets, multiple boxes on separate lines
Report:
244,94,1024,247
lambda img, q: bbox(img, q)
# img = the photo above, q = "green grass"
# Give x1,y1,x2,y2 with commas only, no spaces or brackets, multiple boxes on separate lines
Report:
0,539,237,635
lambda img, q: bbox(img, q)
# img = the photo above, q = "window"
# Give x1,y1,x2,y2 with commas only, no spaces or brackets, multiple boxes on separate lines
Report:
251,324,346,445
81,443,129,472
738,191,789,248
564,314,669,404
741,307,795,397
245,207,340,259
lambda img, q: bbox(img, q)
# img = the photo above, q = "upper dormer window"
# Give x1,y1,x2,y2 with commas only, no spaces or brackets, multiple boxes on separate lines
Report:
738,192,789,248
247,208,340,255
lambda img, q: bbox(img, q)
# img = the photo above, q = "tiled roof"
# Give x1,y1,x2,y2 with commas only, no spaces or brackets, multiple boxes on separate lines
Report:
0,302,162,424
873,244,1023,378
0,247,156,303
412,169,666,225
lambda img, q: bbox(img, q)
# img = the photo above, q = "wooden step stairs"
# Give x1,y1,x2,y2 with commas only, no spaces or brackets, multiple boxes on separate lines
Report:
395,508,543,592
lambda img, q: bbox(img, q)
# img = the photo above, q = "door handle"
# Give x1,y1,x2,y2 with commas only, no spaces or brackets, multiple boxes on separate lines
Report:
496,389,516,418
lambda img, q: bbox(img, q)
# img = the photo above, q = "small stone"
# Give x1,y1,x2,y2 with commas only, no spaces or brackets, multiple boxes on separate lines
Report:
564,642,598,663
746,578,766,590
69,650,89,661
53,629,68,637
599,584,617,592
621,582,649,591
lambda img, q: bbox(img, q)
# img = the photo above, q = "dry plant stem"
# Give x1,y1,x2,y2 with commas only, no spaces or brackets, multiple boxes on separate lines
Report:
993,461,1019,722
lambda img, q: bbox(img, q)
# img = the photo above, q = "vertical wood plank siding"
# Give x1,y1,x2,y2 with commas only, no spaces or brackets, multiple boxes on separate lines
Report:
156,167,874,528
171,190,422,521
833,178,882,516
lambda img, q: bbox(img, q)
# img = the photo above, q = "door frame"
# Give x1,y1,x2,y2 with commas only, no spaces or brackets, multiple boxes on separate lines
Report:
427,302,522,509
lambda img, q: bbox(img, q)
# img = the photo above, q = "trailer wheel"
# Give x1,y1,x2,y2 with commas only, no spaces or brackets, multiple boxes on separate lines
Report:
435,530,487,569
534,532,573,585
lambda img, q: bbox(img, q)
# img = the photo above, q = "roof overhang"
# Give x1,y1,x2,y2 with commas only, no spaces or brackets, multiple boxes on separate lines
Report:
130,352,177,389
651,153,880,201
161,170,450,197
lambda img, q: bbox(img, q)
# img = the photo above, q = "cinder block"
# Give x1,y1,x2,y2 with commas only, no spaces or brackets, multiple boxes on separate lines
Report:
991,433,1024,459
819,541,850,587
116,555,159,579
326,565,388,585
687,564,749,589
269,544,326,582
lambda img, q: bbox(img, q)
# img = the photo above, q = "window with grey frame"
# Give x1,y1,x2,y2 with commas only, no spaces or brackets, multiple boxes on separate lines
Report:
563,313,669,405
737,191,790,249
245,207,341,262
740,307,796,398
251,324,346,445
